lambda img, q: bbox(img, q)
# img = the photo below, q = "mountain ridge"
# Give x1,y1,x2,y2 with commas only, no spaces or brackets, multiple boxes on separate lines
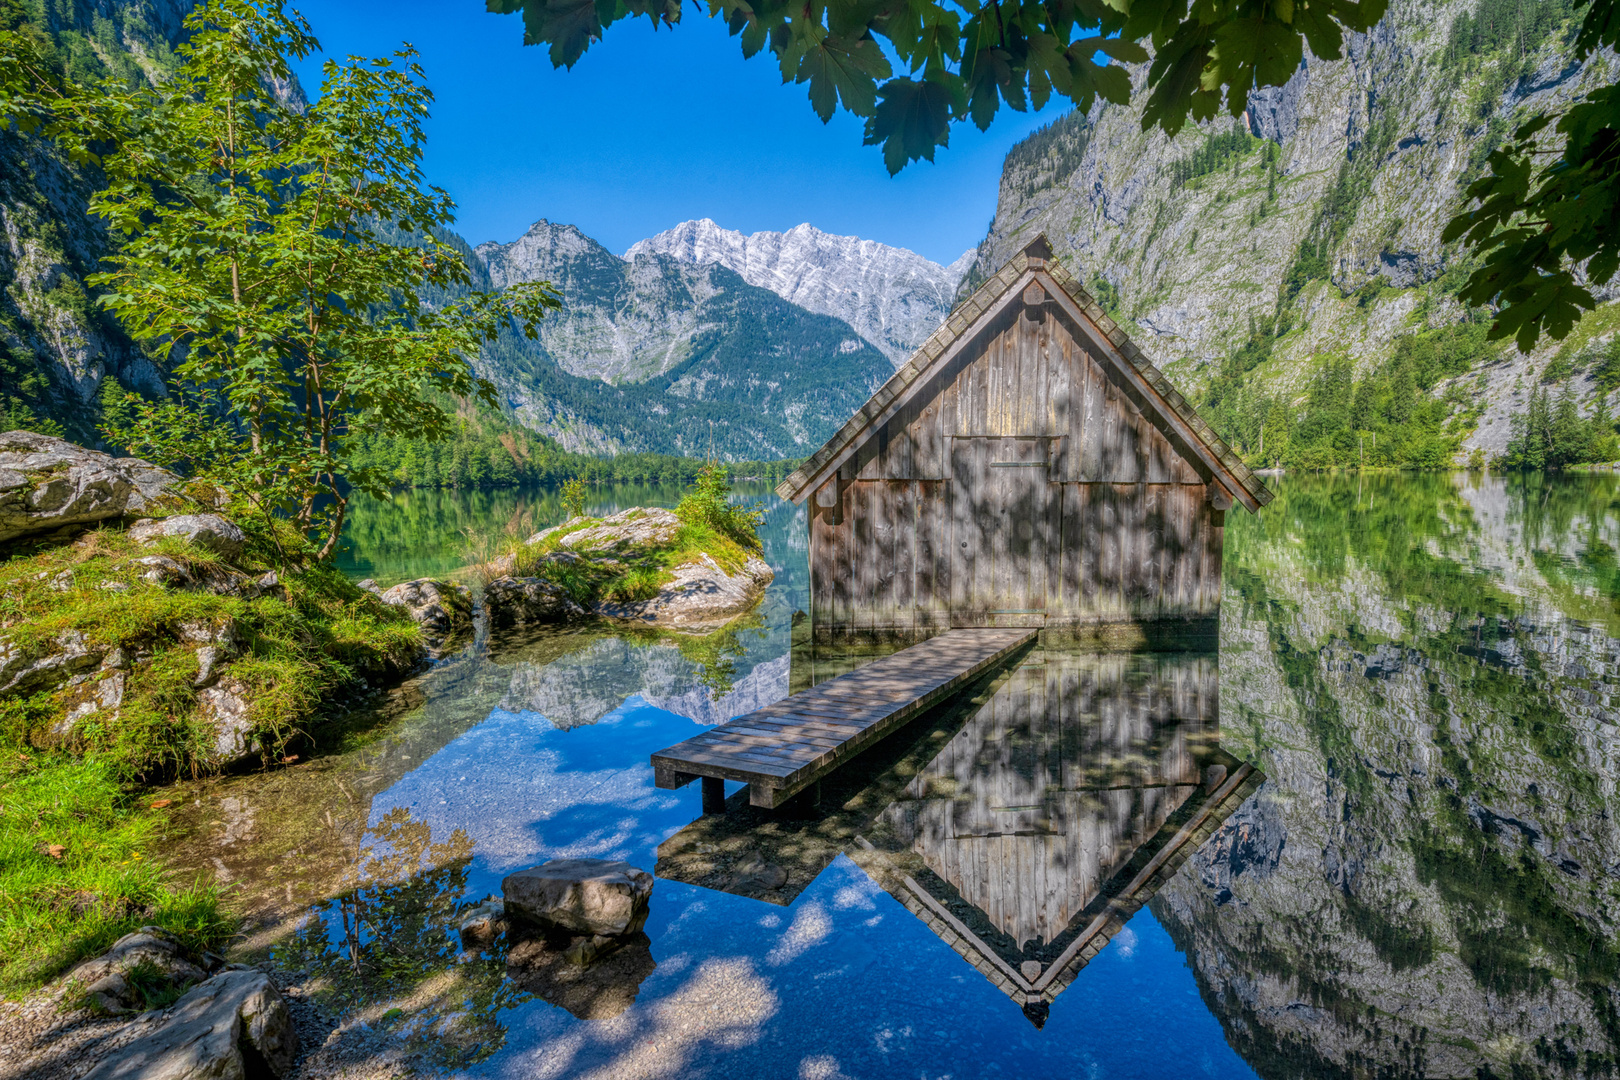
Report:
627,218,971,367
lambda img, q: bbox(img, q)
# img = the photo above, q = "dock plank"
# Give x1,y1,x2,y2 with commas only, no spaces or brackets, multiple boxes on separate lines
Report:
651,628,1036,808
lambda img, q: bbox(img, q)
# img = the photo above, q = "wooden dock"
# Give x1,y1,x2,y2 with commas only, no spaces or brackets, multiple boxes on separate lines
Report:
651,628,1036,809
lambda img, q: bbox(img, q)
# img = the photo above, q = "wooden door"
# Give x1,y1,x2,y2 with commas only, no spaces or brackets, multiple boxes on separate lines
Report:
950,437,1053,627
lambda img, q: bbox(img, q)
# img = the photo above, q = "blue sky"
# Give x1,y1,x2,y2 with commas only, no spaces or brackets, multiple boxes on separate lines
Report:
287,1,1067,265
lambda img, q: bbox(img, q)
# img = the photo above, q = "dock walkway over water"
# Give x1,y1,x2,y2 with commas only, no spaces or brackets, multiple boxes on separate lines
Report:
651,628,1035,810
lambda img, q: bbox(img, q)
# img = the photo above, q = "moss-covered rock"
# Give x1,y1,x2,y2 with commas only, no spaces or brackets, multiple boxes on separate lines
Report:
0,504,425,777
483,507,772,632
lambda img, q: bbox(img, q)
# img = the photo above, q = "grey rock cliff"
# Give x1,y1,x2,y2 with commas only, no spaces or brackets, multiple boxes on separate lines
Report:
965,0,1618,461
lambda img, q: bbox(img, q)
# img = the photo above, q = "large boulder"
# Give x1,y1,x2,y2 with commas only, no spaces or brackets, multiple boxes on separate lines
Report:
502,858,654,937
377,578,473,643
68,927,208,1016
0,431,176,544
81,968,299,1080
484,575,587,627
128,514,246,559
596,551,773,630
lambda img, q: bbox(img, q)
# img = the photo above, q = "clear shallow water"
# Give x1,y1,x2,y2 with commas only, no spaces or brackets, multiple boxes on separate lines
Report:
165,473,1620,1079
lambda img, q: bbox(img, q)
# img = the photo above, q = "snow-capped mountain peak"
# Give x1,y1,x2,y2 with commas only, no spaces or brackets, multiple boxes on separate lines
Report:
627,219,971,367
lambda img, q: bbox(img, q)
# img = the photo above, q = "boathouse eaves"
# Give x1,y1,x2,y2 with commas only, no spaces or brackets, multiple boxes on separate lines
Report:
775,237,1273,512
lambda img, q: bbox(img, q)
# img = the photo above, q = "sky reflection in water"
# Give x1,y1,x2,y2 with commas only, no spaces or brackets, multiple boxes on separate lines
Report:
331,688,1256,1080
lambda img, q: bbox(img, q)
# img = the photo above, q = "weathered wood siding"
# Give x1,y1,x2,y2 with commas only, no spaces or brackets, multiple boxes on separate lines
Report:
810,299,1225,637
879,650,1218,948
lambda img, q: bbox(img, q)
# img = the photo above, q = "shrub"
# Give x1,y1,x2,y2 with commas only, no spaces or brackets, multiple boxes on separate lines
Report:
561,478,587,519
675,465,763,553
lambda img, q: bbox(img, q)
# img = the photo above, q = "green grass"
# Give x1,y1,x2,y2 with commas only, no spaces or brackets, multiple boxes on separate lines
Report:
0,744,232,998
0,522,422,777
0,508,436,998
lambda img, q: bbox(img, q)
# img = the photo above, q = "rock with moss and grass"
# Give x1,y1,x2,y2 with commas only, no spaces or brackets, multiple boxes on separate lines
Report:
0,433,477,1006
482,500,772,632
0,431,475,781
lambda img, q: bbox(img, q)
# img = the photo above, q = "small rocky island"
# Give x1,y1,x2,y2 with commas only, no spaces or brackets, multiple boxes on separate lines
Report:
478,506,774,631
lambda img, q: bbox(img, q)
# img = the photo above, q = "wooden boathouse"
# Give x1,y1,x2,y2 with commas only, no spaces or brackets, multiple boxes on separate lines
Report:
775,237,1272,642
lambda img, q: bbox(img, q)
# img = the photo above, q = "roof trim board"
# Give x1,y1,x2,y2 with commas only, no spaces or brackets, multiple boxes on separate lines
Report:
775,238,1272,512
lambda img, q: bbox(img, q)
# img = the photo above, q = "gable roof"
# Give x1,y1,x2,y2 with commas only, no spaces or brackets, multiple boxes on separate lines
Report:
775,236,1273,513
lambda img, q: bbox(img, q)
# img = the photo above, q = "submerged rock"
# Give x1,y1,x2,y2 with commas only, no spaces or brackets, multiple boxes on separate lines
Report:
127,514,246,559
505,931,656,1021
458,898,509,945
81,968,299,1080
484,575,587,626
502,858,654,937
0,430,177,545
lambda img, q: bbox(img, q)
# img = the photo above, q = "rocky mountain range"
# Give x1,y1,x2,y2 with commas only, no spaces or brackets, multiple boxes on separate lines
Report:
627,219,971,367
455,220,892,457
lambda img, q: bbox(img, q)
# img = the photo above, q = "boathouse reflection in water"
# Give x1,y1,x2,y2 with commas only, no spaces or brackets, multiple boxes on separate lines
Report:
656,644,1261,1027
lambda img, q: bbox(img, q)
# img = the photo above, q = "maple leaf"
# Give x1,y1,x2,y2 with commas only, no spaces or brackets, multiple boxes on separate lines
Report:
487,0,607,68
1141,21,1216,136
864,74,961,174
780,21,891,120
1204,16,1301,118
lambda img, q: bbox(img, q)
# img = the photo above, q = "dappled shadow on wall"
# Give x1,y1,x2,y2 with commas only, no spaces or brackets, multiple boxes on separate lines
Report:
656,646,1262,1027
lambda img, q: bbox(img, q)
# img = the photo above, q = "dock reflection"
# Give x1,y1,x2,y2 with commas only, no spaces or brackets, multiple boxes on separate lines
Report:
655,644,1263,1026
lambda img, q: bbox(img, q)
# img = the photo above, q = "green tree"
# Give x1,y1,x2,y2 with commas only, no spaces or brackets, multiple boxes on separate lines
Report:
487,0,1387,173
7,1,561,560
560,478,587,519
1443,0,1619,352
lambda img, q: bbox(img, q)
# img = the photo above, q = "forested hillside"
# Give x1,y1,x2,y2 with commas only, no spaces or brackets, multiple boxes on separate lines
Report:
966,0,1619,469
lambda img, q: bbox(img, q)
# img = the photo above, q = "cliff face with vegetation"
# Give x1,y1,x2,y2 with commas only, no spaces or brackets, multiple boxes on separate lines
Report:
967,0,1619,466
0,0,203,444
1152,475,1620,1077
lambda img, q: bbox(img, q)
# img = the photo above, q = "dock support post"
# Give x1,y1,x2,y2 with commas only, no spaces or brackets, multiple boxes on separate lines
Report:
701,776,726,815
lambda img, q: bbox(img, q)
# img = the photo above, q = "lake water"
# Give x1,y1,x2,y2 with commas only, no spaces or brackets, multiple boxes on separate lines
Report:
164,472,1620,1079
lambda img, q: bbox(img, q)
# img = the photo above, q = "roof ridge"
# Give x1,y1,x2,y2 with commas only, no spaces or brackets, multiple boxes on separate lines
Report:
776,243,1272,511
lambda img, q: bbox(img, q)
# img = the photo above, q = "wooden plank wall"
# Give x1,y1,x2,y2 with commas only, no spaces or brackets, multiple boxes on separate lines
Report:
811,301,1224,635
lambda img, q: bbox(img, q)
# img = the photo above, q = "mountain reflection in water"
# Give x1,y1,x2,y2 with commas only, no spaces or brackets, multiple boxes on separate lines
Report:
156,473,1620,1078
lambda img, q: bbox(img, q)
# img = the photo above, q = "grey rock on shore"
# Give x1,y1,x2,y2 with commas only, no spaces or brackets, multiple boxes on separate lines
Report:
128,514,246,559
81,968,299,1080
376,578,473,645
0,431,176,544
